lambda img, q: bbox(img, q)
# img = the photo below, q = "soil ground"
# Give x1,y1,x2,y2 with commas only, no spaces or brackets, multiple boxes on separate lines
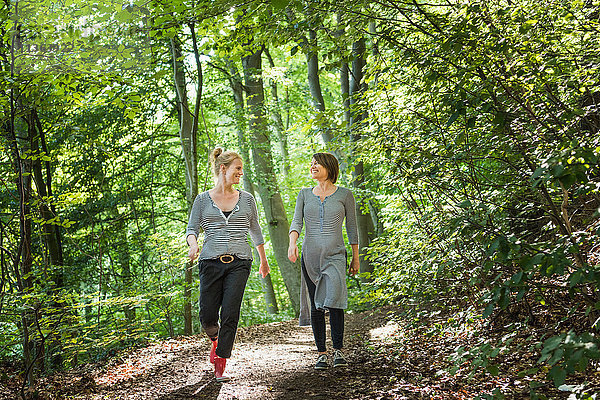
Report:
3,305,587,399
71,306,410,400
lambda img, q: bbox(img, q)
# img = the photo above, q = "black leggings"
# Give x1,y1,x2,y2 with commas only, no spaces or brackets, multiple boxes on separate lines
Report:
301,257,344,353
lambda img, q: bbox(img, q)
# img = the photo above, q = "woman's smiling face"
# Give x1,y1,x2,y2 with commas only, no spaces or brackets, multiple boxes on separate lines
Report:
223,158,243,184
310,158,329,181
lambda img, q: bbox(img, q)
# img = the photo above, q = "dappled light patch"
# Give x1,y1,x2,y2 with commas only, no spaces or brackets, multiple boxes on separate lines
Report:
369,320,401,343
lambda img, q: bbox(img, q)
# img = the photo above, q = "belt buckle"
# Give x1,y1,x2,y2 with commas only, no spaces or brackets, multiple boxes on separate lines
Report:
219,255,234,264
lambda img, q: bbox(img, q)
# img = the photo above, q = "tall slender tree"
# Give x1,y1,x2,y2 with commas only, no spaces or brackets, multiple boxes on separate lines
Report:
264,47,290,177
241,44,301,314
349,37,374,277
227,59,279,314
170,35,198,335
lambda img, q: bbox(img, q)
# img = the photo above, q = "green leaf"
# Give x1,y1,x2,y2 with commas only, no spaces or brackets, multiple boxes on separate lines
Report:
550,164,564,177
558,173,576,188
486,364,499,376
511,271,523,284
549,365,566,386
569,271,583,287
516,288,527,301
543,335,564,352
547,348,564,366
483,302,495,317
115,9,132,23
446,109,462,127
270,0,291,11
531,167,545,180
458,200,472,208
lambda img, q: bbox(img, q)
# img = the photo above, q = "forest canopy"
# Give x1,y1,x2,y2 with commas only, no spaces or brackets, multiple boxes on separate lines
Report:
1,0,599,398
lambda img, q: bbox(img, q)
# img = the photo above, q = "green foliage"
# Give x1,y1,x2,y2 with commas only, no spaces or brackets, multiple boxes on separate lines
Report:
538,332,600,387
349,198,433,308
337,0,600,395
451,331,517,379
2,0,600,396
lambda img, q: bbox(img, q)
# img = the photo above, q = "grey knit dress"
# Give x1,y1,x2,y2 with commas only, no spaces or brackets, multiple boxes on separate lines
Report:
289,187,359,326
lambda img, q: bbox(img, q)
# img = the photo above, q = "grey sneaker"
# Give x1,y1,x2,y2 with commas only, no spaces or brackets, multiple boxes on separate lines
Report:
333,349,348,367
314,354,328,370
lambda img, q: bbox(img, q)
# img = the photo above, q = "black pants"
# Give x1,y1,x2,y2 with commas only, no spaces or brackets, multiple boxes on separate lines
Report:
198,256,251,358
301,257,344,353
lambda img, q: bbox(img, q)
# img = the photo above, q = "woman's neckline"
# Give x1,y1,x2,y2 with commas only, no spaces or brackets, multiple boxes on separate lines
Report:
311,185,338,202
207,189,241,212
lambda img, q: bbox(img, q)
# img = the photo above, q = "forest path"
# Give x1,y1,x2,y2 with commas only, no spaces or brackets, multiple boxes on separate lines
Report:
63,306,479,400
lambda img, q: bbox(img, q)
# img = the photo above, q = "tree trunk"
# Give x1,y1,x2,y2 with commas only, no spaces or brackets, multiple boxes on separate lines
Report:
29,109,66,369
9,13,41,384
227,60,279,315
12,108,40,386
19,151,37,384
367,21,385,236
306,29,334,144
264,48,290,176
349,38,374,277
338,14,351,132
242,48,301,314
30,110,64,271
305,27,346,168
339,43,350,173
116,216,135,323
170,35,197,336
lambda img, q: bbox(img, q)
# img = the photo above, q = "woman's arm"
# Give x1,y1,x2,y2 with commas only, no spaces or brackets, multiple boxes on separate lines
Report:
288,190,305,263
187,234,200,262
256,244,270,278
349,243,359,276
248,194,266,248
345,189,360,275
288,230,300,263
186,194,203,262
344,189,359,245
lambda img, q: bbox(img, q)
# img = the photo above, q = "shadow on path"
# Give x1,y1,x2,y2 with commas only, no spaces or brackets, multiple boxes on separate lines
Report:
156,371,222,400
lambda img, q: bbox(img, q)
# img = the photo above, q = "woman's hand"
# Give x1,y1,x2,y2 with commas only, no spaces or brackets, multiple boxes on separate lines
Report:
349,257,360,276
188,243,199,262
288,231,299,263
259,259,270,278
256,244,270,278
288,243,298,263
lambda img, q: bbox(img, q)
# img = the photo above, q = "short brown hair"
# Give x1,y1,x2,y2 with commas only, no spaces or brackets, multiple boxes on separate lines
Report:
313,152,339,184
211,147,242,176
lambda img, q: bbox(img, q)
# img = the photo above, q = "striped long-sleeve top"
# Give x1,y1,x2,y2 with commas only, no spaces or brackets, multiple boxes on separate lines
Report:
289,186,359,326
186,190,264,260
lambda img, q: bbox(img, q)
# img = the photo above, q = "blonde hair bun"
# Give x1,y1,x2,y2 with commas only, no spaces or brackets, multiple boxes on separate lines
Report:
211,147,224,163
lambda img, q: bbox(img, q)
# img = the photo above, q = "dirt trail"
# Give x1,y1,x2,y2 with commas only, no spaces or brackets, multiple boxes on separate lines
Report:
5,304,585,399
18,304,577,400
66,307,400,400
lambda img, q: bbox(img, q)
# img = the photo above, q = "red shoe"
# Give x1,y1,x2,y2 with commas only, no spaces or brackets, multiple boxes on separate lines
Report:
209,338,218,364
214,357,230,382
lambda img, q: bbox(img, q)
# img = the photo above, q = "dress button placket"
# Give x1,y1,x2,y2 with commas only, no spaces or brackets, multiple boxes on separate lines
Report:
319,198,326,233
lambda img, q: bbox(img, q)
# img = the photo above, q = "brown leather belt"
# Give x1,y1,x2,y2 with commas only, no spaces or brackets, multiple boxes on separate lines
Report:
219,254,235,264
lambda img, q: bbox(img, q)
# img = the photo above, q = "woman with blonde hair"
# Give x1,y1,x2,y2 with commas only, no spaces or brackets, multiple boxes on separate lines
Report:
186,147,269,382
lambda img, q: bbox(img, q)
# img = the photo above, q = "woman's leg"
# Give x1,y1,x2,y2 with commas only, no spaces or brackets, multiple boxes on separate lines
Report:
198,259,223,339
301,257,327,353
328,308,344,350
216,258,251,358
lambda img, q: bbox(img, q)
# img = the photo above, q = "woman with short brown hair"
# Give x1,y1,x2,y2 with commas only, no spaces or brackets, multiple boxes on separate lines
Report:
288,152,359,370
